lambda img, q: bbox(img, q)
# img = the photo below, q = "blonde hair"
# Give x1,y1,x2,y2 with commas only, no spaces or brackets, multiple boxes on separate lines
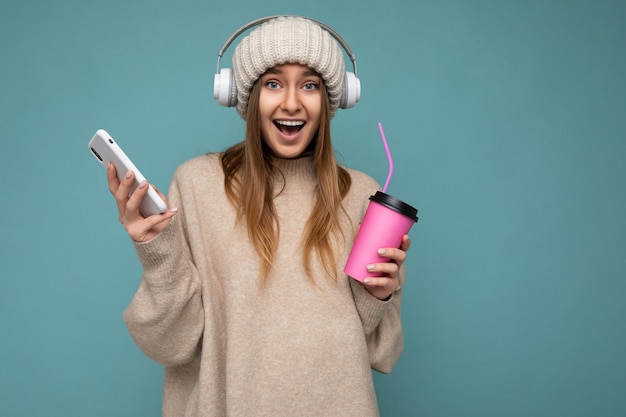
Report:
221,79,351,285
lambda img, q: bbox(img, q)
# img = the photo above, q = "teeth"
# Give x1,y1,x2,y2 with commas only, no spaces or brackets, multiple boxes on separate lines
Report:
275,120,304,127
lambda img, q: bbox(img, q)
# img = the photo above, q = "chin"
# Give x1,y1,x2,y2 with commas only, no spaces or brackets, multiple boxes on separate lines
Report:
274,149,305,159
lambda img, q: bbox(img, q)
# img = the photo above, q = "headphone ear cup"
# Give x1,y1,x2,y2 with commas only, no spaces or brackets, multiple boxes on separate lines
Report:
213,68,237,107
339,72,361,109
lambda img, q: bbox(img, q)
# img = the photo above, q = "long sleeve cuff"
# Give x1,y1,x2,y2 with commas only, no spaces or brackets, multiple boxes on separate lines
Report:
349,278,395,336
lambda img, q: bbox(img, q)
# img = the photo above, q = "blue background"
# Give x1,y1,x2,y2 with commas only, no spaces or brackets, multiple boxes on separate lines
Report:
1,1,625,416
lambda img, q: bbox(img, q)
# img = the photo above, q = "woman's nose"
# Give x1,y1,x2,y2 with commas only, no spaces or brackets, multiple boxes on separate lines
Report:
281,88,302,113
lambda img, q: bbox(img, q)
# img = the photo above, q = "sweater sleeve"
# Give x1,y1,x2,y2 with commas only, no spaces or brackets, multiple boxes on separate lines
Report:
123,175,205,368
344,169,405,373
350,267,405,374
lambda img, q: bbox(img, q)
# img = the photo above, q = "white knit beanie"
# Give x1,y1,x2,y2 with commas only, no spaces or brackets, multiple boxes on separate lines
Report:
232,16,345,119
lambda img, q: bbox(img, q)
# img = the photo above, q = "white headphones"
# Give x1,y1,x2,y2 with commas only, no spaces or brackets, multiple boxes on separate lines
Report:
213,15,361,109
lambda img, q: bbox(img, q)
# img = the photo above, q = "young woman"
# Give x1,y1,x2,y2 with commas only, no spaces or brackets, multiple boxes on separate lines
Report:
107,15,411,417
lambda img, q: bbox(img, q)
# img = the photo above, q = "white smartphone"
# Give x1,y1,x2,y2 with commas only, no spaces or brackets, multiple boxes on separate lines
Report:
88,129,167,217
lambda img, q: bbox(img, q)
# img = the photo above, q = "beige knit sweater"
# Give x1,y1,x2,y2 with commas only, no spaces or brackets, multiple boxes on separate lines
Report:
123,153,405,417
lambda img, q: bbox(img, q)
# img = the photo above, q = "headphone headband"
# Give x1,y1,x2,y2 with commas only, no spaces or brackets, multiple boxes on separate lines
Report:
215,15,358,77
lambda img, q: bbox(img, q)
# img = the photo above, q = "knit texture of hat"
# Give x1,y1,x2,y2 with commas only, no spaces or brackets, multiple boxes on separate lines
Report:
232,16,345,119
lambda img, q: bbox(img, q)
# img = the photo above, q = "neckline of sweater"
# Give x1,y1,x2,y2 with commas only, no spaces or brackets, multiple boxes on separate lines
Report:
270,155,316,182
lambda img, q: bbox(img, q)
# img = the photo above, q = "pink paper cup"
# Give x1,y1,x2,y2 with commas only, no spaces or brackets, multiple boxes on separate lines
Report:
344,191,418,282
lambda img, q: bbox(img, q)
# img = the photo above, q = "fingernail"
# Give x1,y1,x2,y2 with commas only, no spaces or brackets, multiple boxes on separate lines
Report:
366,264,375,271
138,180,147,189
364,278,372,284
125,171,132,179
378,249,387,256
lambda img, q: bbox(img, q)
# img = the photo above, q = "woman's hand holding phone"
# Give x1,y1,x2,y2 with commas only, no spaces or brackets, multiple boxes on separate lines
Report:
107,163,177,242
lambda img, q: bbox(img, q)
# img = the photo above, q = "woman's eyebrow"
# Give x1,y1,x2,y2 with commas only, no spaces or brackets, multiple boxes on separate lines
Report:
263,68,320,77
302,69,320,77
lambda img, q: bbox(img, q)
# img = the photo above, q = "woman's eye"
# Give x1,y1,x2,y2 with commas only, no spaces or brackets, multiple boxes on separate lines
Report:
266,81,280,89
303,83,317,91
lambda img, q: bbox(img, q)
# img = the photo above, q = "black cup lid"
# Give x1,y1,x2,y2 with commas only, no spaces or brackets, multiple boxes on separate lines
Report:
369,191,419,222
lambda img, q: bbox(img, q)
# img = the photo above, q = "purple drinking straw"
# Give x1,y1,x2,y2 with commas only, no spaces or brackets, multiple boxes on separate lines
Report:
378,122,394,193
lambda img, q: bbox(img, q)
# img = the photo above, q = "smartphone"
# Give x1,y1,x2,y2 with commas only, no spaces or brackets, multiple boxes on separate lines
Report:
88,129,167,217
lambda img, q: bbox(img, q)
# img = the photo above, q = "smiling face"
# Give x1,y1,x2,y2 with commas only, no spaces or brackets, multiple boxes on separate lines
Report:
258,63,322,159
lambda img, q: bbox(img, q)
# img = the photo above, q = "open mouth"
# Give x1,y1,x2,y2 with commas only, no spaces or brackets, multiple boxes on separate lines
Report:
274,120,305,136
